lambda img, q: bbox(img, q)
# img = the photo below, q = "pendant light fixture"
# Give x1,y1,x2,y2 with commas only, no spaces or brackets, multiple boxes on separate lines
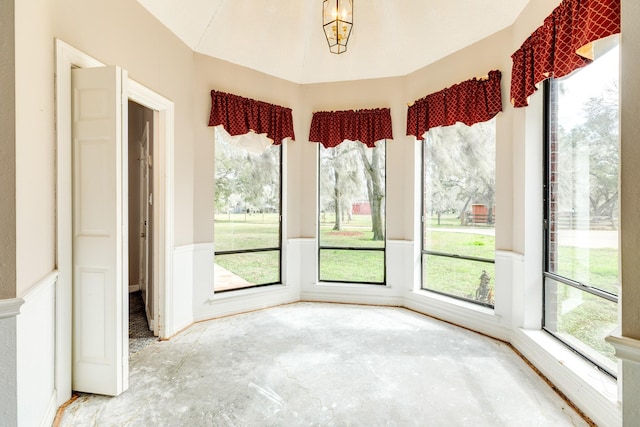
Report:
323,0,353,54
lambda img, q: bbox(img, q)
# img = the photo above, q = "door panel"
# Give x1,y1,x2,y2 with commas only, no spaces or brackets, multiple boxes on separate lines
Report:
72,65,128,396
138,122,151,326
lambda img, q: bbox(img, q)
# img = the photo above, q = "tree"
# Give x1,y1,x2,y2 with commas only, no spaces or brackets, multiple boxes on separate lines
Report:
215,140,280,216
319,142,363,231
556,81,619,226
214,140,243,214
357,141,385,240
424,120,496,225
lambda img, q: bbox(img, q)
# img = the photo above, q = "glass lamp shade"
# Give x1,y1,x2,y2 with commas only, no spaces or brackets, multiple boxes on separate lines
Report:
323,0,353,54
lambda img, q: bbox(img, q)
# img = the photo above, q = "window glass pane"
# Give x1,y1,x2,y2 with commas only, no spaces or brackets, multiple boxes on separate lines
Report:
423,120,496,259
214,251,280,292
214,139,281,252
544,37,619,376
544,278,617,375
319,249,384,283
318,140,386,283
548,42,620,296
422,119,496,306
422,255,495,306
214,132,281,292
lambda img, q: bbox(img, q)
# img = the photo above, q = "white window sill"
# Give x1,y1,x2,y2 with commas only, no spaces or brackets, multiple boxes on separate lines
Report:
410,288,496,316
208,283,288,302
315,281,390,289
516,328,619,410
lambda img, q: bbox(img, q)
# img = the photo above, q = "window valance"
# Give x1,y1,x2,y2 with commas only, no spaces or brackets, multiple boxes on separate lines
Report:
309,108,393,148
406,70,502,138
208,90,295,144
510,0,620,108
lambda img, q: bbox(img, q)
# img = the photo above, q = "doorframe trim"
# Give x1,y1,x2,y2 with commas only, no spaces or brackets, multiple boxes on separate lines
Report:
54,39,175,405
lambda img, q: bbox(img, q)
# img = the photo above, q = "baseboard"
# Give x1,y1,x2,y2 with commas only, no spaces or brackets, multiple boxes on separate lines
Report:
128,284,140,293
301,287,404,307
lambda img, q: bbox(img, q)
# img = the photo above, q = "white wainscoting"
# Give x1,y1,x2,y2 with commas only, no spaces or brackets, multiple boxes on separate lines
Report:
395,244,510,341
192,240,300,322
299,239,407,306
170,244,198,336
16,271,58,427
0,314,19,426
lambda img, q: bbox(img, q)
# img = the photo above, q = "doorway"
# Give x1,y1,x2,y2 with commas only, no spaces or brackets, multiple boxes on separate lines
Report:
128,101,157,338
55,39,176,403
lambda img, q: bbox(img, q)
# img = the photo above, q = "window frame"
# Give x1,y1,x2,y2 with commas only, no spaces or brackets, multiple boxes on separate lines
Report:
420,124,496,309
213,142,283,292
317,140,387,285
542,78,619,378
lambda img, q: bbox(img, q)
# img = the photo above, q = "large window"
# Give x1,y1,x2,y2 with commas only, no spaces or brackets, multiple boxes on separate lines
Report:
422,120,496,307
318,140,386,284
214,129,282,292
543,38,619,376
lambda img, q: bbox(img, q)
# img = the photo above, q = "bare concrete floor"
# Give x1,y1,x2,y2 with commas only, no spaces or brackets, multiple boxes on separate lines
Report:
59,303,590,426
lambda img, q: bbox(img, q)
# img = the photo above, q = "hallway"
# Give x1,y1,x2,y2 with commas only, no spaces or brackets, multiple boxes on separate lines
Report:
59,303,590,426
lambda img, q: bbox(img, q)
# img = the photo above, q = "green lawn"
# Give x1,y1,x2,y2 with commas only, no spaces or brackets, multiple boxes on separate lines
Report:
548,280,618,367
556,246,619,295
319,249,384,283
424,230,495,259
215,251,280,286
422,255,495,304
214,213,280,251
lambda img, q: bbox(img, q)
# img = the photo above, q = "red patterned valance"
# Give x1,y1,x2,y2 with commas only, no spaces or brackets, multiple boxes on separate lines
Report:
208,90,295,144
510,0,620,108
309,108,393,148
406,70,502,138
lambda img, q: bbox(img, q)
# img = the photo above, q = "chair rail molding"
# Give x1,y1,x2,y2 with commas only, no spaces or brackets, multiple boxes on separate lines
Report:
0,297,24,319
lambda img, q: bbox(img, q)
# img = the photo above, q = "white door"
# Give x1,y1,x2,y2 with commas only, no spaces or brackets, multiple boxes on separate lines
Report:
71,65,129,396
137,121,152,327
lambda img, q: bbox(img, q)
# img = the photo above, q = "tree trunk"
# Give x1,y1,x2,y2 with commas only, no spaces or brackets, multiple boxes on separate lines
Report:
459,194,475,225
333,168,342,231
358,144,385,241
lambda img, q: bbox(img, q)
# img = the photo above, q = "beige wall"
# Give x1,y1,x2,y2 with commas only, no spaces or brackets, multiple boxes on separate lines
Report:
14,0,56,297
0,0,16,299
52,0,196,249
12,0,197,295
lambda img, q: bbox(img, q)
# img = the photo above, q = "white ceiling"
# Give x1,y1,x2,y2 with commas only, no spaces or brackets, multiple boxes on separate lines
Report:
137,0,529,84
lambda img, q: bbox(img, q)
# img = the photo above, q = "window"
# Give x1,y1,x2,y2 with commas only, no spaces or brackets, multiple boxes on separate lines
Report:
543,38,620,377
214,129,282,292
318,140,386,284
422,119,496,307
